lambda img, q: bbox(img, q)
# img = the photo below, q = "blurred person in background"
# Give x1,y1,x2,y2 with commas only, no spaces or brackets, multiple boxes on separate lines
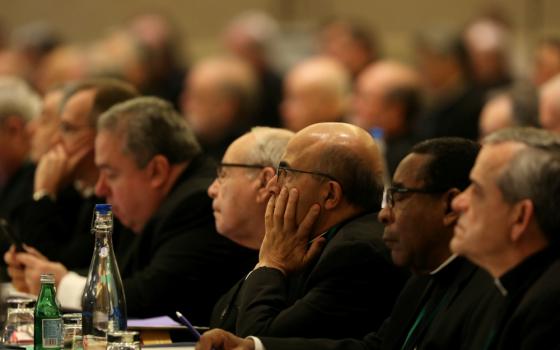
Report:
0,77,41,223
414,28,484,140
461,14,512,91
532,37,560,87
180,55,258,160
318,17,379,80
352,60,421,175
32,45,88,95
127,12,187,108
281,56,350,131
223,11,283,127
538,74,560,133
478,84,539,138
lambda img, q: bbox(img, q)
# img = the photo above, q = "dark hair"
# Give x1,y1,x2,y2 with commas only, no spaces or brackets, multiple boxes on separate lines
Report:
411,137,481,191
317,143,384,212
98,96,201,168
60,78,139,127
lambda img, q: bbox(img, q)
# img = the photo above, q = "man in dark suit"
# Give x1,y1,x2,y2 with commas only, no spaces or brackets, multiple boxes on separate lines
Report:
195,137,494,350
451,127,560,349
214,123,406,340
6,97,258,324
0,77,40,227
10,79,138,271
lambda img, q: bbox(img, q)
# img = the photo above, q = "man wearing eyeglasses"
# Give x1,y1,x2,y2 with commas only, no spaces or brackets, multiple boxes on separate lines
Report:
6,79,138,277
195,136,494,350
212,122,407,340
208,127,294,330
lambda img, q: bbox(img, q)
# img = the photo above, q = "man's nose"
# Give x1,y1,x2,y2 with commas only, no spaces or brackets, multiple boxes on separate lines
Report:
95,173,108,198
207,178,219,199
378,206,394,225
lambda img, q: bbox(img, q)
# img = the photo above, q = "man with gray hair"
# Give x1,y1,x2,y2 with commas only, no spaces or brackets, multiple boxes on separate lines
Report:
451,127,560,349
8,97,258,323
208,127,294,329
0,76,41,222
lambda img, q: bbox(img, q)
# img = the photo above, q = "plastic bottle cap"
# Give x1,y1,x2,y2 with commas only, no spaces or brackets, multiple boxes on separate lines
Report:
95,204,112,214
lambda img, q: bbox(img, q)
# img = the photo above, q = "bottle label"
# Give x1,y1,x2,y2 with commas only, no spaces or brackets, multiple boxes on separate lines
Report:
42,318,62,348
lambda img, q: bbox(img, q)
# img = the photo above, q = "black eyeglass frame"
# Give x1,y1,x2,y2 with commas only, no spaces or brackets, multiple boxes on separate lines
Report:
275,164,339,183
216,163,266,179
382,186,446,209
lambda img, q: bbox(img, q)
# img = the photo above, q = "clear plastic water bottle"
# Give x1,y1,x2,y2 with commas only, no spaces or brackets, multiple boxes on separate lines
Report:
82,204,126,349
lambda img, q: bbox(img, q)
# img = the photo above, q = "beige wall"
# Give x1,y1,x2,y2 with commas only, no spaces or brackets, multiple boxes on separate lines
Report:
2,0,560,73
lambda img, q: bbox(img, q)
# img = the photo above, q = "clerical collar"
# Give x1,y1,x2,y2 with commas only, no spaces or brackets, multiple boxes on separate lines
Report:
430,254,458,275
494,245,558,298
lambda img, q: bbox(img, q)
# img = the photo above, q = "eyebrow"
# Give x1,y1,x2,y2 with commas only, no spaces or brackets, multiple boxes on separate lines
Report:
278,160,289,168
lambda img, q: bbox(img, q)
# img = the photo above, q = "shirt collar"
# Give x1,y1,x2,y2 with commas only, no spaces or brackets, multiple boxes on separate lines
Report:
430,254,459,275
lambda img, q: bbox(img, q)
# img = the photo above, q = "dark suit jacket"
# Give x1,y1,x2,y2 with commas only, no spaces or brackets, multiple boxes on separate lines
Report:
0,162,35,221
258,257,495,350
15,186,102,269
481,247,560,350
211,213,407,339
117,155,259,324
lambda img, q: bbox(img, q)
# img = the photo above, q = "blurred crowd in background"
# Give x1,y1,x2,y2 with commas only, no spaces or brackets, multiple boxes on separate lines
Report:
0,5,560,173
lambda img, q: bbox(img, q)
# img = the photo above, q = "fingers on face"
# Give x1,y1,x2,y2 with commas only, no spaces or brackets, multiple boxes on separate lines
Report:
273,187,289,227
284,188,299,230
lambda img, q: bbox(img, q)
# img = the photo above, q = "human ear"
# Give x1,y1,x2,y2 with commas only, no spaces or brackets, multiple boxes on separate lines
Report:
510,199,534,242
323,181,343,210
256,167,276,203
147,155,171,188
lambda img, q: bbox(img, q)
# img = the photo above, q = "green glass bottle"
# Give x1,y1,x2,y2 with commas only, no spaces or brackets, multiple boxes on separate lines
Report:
34,273,62,350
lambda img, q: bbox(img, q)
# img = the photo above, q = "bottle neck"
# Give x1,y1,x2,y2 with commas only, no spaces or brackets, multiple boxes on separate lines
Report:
38,283,56,300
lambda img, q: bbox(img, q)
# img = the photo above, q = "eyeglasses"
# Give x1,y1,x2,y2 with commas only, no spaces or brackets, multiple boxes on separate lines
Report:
275,163,339,183
382,186,444,209
216,163,265,181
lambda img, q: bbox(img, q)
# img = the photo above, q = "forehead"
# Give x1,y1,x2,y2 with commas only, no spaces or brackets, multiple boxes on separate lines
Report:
95,130,127,165
283,133,323,166
393,153,431,186
61,89,95,124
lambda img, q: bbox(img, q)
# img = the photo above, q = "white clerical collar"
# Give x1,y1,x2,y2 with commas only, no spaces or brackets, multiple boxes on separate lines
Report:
430,254,459,275
493,278,508,296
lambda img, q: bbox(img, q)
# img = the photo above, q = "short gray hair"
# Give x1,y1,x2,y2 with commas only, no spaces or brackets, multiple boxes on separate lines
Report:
244,127,294,167
98,96,201,168
0,76,41,124
484,127,560,242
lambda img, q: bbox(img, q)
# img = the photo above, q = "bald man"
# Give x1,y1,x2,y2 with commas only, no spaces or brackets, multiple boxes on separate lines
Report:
214,122,406,339
281,56,350,131
180,56,258,159
353,60,421,174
